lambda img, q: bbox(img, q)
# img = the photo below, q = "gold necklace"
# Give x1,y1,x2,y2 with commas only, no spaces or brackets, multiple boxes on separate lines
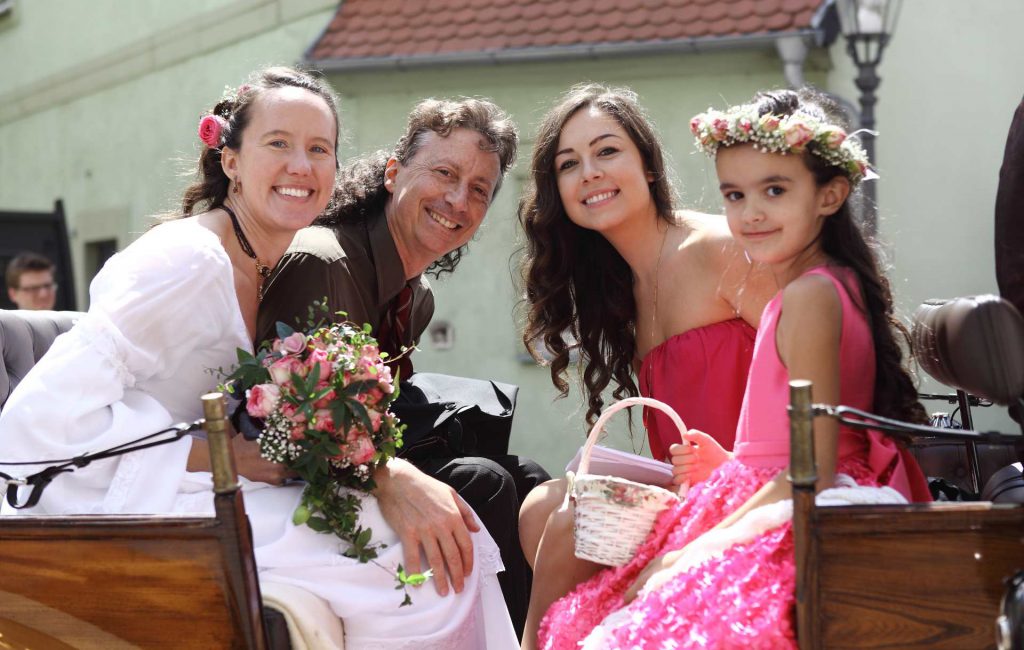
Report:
222,204,271,302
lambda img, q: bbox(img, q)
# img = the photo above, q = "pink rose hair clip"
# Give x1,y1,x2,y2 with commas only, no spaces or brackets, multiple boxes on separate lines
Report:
198,114,228,148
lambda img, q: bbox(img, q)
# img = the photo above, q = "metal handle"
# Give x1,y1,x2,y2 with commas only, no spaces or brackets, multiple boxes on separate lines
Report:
578,396,689,496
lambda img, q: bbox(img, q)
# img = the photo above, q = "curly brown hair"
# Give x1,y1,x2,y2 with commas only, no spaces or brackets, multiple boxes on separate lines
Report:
520,84,675,426
180,66,340,217
749,87,927,424
317,97,518,278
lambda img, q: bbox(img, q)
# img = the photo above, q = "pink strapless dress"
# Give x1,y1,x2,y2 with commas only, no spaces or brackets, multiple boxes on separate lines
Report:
539,266,931,650
639,319,755,460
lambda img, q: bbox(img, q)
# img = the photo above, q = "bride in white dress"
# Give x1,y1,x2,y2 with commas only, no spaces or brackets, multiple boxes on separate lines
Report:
0,66,516,650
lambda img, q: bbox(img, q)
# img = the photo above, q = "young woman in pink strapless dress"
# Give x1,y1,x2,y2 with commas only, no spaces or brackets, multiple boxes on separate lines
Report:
537,88,932,649
516,84,775,648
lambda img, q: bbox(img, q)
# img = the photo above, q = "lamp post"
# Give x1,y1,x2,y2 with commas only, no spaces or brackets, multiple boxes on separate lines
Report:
836,0,902,235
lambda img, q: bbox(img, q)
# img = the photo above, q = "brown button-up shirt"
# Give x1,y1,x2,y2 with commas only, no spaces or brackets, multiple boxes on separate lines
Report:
256,212,434,363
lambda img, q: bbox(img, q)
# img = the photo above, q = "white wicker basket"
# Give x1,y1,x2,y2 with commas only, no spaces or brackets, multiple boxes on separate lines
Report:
570,397,687,567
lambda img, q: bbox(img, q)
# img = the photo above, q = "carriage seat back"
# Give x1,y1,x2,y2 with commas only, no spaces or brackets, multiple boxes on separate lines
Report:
913,295,1024,405
0,309,83,409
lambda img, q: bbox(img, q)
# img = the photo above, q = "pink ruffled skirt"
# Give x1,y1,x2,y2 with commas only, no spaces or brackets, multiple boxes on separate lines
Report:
539,457,878,649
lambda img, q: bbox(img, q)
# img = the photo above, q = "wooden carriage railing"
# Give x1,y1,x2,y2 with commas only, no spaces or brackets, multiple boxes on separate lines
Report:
0,393,269,649
789,380,1024,650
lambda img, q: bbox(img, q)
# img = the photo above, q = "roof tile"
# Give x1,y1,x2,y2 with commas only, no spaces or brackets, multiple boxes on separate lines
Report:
308,0,825,63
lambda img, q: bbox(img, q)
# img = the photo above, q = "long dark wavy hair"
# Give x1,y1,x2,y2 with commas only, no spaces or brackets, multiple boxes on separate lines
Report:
316,97,518,278
520,84,676,426
750,87,927,424
179,66,340,217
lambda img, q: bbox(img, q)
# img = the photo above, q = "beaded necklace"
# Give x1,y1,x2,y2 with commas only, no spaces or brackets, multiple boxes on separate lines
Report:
222,204,271,302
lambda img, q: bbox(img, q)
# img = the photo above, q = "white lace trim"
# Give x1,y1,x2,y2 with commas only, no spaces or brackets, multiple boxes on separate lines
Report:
73,312,136,388
101,448,142,513
474,528,504,576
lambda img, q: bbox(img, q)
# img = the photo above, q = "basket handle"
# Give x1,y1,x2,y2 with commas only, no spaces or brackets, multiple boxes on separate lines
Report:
578,397,689,496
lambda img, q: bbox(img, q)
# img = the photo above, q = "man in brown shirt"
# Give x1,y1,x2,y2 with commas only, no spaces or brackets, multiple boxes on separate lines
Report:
258,98,548,637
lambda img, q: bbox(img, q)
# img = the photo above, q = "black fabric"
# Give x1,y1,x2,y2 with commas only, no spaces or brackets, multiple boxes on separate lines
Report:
262,607,293,649
997,95,1024,318
411,453,550,641
391,373,517,459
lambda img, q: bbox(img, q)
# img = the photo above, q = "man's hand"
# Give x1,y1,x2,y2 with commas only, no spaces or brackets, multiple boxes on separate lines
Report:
374,458,480,596
670,430,732,486
231,436,295,485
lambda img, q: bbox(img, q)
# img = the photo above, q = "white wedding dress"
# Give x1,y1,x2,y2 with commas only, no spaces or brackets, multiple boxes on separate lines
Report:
0,218,517,650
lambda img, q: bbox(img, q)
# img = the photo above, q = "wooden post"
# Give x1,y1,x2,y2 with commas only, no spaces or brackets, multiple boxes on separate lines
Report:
201,392,267,649
202,392,240,495
789,379,819,649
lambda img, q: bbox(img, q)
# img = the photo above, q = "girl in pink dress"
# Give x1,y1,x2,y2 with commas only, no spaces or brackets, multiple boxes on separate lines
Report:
517,85,775,648
537,88,932,649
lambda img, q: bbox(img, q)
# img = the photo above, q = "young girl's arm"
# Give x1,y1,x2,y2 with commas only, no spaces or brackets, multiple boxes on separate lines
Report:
625,273,844,602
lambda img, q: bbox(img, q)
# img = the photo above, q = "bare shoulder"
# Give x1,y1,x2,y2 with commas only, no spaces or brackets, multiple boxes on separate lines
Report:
781,273,842,330
675,210,733,253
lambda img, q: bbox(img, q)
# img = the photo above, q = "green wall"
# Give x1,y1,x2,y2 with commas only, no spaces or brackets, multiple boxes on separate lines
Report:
2,0,1022,473
0,0,338,303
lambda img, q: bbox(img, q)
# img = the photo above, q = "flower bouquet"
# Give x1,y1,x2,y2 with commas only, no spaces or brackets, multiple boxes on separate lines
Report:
225,318,429,602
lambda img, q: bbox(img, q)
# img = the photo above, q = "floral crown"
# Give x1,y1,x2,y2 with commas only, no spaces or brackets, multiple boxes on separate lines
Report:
689,104,876,184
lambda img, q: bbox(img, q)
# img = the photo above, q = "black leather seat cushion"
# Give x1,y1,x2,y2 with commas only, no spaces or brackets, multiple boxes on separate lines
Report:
913,296,1024,406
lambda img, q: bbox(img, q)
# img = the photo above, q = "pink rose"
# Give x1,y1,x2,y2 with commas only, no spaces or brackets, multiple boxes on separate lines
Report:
738,118,753,134
313,385,336,410
758,114,780,133
783,122,815,150
312,408,335,433
289,423,306,441
281,401,306,424
281,332,306,355
346,431,376,465
198,115,227,148
378,366,394,393
269,356,307,387
823,129,847,150
711,118,729,141
367,408,383,432
306,348,331,383
246,383,280,418
360,386,386,408
689,116,703,136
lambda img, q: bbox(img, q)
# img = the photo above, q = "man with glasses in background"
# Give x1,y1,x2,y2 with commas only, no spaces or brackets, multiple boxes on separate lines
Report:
5,252,57,311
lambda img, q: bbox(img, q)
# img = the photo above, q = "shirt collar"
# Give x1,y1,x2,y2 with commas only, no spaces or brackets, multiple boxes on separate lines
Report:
368,209,417,307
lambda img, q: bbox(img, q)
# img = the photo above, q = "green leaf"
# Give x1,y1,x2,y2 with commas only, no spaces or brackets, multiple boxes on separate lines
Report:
306,516,330,533
292,504,311,525
355,527,372,548
236,348,257,365
275,321,296,340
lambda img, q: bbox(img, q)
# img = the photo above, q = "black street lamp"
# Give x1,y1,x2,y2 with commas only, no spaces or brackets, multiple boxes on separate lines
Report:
836,0,902,235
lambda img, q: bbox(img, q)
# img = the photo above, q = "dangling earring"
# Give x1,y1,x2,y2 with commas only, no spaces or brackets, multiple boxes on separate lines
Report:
233,177,242,195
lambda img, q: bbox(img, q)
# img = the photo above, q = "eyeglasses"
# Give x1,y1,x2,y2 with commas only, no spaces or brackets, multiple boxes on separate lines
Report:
15,282,58,294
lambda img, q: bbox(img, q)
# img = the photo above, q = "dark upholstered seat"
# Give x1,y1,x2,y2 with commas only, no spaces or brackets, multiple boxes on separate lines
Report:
913,296,1024,407
0,309,82,409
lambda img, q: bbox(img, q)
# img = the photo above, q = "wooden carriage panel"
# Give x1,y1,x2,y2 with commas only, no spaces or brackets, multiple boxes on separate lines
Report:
807,503,1024,649
0,506,261,649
